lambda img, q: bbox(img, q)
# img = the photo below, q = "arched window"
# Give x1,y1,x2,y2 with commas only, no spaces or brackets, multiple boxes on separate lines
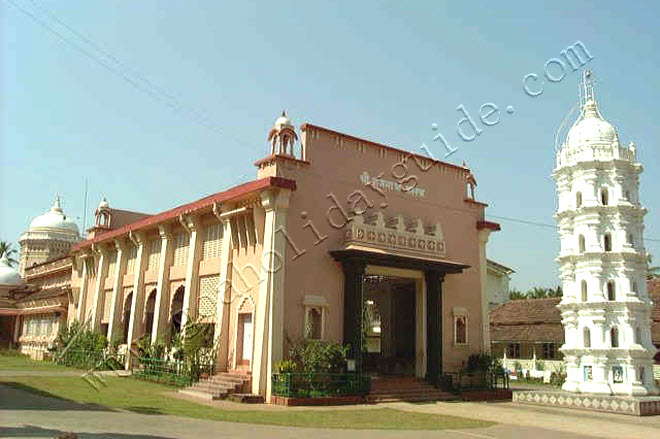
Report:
144,289,156,336
631,280,638,294
625,190,631,201
583,327,591,348
171,286,185,336
611,327,619,348
635,327,642,345
578,235,586,253
604,233,612,252
601,188,609,205
607,281,616,301
122,291,133,343
627,233,634,246
581,280,588,302
576,191,583,208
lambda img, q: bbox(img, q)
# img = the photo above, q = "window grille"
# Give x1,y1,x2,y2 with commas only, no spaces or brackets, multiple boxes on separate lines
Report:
147,240,161,270
126,246,137,274
106,251,118,278
173,233,189,266
102,290,113,323
198,275,219,323
203,223,223,260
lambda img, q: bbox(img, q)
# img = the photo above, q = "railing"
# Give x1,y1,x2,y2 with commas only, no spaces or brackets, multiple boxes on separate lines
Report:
272,372,370,398
55,349,125,371
441,371,510,392
132,357,214,387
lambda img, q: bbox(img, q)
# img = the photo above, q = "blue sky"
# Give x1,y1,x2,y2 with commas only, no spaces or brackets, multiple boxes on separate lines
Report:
3,1,659,291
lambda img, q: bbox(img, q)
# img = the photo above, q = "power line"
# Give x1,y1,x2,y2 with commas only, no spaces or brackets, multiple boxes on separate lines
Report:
488,214,660,243
8,0,257,153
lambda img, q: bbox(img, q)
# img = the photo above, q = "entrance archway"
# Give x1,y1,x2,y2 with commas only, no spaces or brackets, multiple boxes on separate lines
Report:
363,275,416,376
144,289,156,337
171,286,184,335
122,292,133,343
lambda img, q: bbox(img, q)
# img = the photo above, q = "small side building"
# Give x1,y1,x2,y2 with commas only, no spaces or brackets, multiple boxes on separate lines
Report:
490,297,564,371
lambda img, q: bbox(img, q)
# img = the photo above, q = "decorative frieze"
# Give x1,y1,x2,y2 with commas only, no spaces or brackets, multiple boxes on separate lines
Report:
343,211,445,260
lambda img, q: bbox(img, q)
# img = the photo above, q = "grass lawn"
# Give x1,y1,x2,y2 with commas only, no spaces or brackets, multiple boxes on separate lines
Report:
0,374,495,430
0,352,73,371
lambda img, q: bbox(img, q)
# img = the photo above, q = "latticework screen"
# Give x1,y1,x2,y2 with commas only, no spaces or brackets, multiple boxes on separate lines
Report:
203,223,223,260
173,233,189,266
198,275,220,323
147,239,161,270
126,246,137,274
106,251,118,278
102,289,113,323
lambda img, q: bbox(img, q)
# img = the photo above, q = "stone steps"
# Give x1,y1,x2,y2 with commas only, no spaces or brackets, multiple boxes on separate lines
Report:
178,371,251,401
368,377,456,403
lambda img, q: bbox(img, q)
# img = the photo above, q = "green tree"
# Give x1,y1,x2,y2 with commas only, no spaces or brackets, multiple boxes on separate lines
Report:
0,241,18,267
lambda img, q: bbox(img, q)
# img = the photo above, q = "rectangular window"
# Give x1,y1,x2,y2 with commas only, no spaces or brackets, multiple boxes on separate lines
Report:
126,246,137,274
454,315,468,345
203,223,223,260
147,240,161,270
542,343,557,360
173,233,189,266
106,251,118,278
507,343,521,358
304,306,324,340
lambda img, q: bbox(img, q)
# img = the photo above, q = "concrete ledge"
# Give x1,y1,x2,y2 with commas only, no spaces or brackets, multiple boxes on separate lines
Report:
271,395,365,406
460,389,512,401
513,390,660,416
177,389,219,402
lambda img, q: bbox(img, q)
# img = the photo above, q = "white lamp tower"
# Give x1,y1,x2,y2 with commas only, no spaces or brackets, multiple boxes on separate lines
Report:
553,70,657,396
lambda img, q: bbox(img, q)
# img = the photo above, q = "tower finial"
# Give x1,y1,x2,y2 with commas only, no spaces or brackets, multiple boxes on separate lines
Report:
580,69,595,106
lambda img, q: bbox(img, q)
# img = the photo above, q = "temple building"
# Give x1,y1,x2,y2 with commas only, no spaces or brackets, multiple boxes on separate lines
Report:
63,112,500,401
553,70,658,395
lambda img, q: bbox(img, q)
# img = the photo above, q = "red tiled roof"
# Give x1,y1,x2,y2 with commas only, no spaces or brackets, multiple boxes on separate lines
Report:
490,298,563,343
71,176,296,251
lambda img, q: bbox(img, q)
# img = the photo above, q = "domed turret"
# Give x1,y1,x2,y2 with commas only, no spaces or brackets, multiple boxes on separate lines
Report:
18,196,81,276
0,252,22,286
28,196,80,234
565,99,619,150
267,110,298,157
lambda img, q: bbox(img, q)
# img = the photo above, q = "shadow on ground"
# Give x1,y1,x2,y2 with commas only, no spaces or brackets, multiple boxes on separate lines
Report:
0,425,172,438
0,383,112,412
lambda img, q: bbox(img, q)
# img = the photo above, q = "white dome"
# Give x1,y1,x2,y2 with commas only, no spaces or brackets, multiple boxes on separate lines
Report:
565,100,618,150
274,111,292,127
98,197,109,209
28,196,80,235
0,253,21,286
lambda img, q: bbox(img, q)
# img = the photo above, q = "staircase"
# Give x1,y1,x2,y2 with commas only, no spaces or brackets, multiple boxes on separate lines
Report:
178,371,251,401
367,376,456,403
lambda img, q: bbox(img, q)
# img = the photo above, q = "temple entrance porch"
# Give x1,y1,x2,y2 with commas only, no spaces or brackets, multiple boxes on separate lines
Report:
363,275,418,377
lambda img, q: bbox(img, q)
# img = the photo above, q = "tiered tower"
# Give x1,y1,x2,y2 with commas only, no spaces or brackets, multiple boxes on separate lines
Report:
553,70,657,396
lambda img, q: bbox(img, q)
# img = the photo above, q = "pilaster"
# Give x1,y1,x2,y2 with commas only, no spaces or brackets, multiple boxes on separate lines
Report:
125,231,147,369
152,225,174,343
90,246,109,331
180,215,203,330
76,253,91,322
214,217,232,372
251,188,291,401
107,239,128,343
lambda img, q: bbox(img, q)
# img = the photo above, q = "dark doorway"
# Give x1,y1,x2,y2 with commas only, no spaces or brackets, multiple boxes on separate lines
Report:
362,276,416,376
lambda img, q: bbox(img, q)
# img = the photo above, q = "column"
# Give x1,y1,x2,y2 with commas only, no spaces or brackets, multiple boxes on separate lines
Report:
181,215,203,329
425,270,443,386
214,218,233,372
107,239,128,343
151,225,174,342
341,259,365,373
478,228,492,352
125,232,147,369
252,188,291,400
90,246,109,331
76,254,90,322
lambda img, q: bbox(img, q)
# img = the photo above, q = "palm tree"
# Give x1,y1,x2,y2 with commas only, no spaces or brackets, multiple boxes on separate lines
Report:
0,241,18,267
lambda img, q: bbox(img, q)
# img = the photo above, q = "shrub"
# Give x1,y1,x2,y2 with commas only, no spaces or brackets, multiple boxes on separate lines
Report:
286,339,348,374
465,353,503,374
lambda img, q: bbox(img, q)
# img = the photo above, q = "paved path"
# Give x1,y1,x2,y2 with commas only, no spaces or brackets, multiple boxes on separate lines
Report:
0,383,610,439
